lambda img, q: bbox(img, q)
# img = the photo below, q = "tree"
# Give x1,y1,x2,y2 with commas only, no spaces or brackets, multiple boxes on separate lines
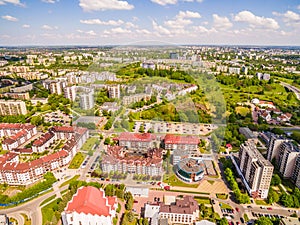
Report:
255,217,273,225
104,137,111,145
271,174,281,186
219,217,229,225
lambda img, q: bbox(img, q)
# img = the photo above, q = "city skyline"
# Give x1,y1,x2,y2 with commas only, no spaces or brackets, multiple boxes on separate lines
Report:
0,0,300,46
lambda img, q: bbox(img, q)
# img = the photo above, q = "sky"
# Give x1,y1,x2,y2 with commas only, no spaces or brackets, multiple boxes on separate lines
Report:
0,0,300,46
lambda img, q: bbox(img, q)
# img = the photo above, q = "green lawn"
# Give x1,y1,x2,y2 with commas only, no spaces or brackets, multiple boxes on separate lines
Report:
220,202,232,209
194,196,211,205
216,193,228,200
40,195,56,207
235,106,250,117
68,152,85,169
255,199,269,205
59,175,80,188
41,199,60,225
81,137,99,151
163,174,199,188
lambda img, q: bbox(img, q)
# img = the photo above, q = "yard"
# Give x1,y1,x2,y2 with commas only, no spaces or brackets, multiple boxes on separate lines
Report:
81,137,99,152
68,152,85,169
163,174,199,188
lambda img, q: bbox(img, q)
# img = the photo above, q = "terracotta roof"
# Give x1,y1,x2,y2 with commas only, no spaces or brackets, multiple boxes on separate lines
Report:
164,134,199,145
32,132,54,147
51,126,75,133
66,186,115,217
118,132,155,142
159,196,198,214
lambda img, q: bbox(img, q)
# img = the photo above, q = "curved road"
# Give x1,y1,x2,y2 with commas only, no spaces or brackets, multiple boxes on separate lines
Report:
0,184,68,225
280,81,300,100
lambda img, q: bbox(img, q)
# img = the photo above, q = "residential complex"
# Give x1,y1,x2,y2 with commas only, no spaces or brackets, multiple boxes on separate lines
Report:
62,186,117,225
101,146,163,176
79,87,94,110
0,100,27,115
108,84,120,99
0,125,88,185
116,132,157,151
238,141,273,198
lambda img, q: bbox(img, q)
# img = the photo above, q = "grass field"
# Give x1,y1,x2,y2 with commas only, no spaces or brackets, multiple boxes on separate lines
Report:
81,137,99,152
235,106,250,117
220,202,232,209
163,174,199,188
42,199,60,225
194,196,211,205
40,195,56,207
59,175,80,188
255,199,269,205
68,152,85,169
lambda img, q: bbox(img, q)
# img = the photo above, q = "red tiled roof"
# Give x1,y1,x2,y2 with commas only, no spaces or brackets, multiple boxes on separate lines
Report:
51,126,75,133
32,132,54,147
164,134,199,145
66,186,114,216
117,132,155,142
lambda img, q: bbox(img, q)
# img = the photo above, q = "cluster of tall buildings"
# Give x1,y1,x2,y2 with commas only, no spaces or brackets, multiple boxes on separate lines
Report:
236,132,300,199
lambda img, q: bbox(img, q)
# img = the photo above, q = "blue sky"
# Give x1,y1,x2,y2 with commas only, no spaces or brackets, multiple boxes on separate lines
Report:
0,0,300,46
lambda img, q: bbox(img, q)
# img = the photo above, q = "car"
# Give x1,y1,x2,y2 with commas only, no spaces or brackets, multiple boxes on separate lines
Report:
236,222,240,225
134,200,138,203
240,217,244,223
267,207,272,210
235,207,240,212
211,199,215,204
247,205,252,208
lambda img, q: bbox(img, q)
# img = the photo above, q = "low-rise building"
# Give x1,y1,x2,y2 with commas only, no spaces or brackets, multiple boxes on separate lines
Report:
117,132,156,150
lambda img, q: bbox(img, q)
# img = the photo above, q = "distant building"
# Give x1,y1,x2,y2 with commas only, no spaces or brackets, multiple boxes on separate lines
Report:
256,73,270,81
108,85,120,99
122,93,151,105
0,100,27,115
238,141,273,198
49,80,66,95
144,196,199,225
141,61,155,70
64,86,76,102
170,52,179,59
101,102,120,113
228,67,240,75
79,88,94,110
62,186,117,225
10,83,33,93
0,92,30,100
127,85,136,94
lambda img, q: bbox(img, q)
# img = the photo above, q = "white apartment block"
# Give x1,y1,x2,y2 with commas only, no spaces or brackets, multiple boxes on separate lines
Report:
64,86,77,102
108,85,120,99
239,141,273,199
0,100,27,116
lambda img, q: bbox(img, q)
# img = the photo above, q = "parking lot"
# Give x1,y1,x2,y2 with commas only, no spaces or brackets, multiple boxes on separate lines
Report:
133,121,218,135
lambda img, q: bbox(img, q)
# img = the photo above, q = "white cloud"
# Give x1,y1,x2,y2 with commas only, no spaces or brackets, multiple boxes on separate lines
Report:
234,10,279,30
1,15,18,22
152,21,171,35
0,0,24,6
22,24,30,28
176,10,201,19
165,18,192,28
136,29,151,35
0,34,10,38
151,0,177,6
80,19,124,26
79,0,134,11
41,25,58,30
213,14,232,30
41,0,58,3
193,25,217,33
86,30,96,36
297,5,300,10
104,27,132,34
273,10,300,27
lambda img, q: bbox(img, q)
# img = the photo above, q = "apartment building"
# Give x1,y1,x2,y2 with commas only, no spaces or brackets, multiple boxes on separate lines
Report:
108,84,120,99
122,93,151,105
0,126,88,185
164,134,200,164
266,135,288,162
144,196,199,225
101,146,163,176
291,156,300,189
238,141,273,199
278,142,300,178
0,123,37,150
64,86,76,102
0,100,27,115
79,88,94,110
117,132,156,150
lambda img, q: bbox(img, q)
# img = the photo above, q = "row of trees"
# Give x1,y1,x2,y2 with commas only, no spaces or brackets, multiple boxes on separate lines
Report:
130,95,157,109
0,172,56,204
224,168,250,204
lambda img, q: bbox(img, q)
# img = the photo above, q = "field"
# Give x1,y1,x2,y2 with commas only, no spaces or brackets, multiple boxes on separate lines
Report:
194,196,211,204
81,137,99,152
68,152,85,169
41,199,60,225
59,175,80,188
235,106,250,117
